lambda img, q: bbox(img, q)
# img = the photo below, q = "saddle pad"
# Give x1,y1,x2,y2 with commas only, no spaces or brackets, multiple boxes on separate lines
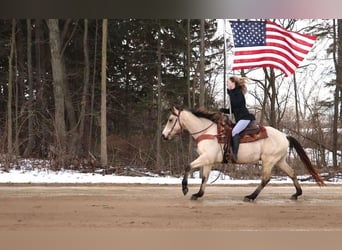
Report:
240,125,268,143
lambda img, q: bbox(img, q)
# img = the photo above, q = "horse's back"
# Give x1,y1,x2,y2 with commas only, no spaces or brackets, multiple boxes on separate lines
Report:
236,126,288,164
262,126,289,154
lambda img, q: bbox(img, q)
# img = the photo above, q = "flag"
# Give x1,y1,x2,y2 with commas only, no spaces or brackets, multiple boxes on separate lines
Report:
229,20,316,76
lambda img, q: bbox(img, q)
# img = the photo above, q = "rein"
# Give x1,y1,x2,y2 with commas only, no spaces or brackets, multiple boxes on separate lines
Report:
190,122,215,136
168,109,216,142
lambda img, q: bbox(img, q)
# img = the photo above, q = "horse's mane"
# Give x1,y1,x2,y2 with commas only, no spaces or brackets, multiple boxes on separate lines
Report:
191,109,222,123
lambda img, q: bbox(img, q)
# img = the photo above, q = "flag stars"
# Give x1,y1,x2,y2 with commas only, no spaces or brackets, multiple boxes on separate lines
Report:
231,21,266,47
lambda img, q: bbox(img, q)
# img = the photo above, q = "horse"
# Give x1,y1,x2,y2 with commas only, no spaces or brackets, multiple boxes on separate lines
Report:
161,106,325,202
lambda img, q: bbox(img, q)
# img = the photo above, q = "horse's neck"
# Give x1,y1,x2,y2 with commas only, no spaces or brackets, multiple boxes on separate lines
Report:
180,111,215,138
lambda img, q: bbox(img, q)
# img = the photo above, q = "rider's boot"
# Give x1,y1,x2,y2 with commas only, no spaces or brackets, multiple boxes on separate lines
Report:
231,134,240,163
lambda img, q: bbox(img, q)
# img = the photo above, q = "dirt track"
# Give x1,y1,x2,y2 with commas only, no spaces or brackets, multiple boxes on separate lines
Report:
1,184,342,249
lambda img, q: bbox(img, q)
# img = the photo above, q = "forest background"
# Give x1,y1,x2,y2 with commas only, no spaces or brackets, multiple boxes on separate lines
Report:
0,19,341,179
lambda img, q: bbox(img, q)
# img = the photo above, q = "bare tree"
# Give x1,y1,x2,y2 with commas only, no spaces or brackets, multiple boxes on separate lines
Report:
89,20,98,153
199,19,205,108
332,19,342,168
187,19,194,162
100,19,108,167
78,19,90,156
293,73,301,133
24,19,34,157
7,19,16,160
156,30,162,170
47,19,66,166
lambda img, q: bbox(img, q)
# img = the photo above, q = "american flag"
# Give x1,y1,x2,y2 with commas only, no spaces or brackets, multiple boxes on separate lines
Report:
229,20,316,76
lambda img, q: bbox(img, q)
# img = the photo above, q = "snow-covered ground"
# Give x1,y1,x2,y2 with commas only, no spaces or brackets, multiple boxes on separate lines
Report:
0,168,241,185
0,158,341,185
1,167,341,185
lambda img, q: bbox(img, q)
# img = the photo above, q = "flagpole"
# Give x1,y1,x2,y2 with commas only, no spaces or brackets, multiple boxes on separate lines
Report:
224,19,233,121
223,19,227,108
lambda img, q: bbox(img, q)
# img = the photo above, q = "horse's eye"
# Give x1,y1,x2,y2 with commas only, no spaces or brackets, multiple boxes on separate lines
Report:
168,118,173,123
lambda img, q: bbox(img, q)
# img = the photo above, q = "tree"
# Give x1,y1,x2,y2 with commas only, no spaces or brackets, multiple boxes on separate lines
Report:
155,29,162,170
100,19,108,167
7,19,15,160
199,19,205,108
332,19,342,168
0,19,223,173
47,19,67,166
24,19,34,157
250,67,288,128
78,19,90,157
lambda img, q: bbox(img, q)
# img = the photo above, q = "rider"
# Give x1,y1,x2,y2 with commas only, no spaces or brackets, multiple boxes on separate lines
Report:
220,76,255,163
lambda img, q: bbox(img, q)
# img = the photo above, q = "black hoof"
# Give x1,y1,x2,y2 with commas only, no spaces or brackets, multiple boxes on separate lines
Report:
191,195,199,200
291,194,298,200
190,190,204,200
182,186,189,196
243,196,255,202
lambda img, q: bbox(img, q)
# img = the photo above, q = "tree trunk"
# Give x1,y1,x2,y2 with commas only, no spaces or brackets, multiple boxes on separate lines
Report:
199,19,205,177
7,19,16,160
156,32,162,170
269,69,277,128
223,20,227,108
35,19,43,109
293,73,300,133
24,19,34,157
35,19,50,157
187,19,191,109
100,19,108,167
78,19,90,157
14,26,19,157
199,19,205,108
333,19,342,168
187,19,194,163
60,21,77,134
47,19,66,166
89,20,98,153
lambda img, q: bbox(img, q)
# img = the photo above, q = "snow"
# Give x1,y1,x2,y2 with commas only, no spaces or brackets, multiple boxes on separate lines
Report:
0,168,246,185
1,167,340,185
0,159,340,185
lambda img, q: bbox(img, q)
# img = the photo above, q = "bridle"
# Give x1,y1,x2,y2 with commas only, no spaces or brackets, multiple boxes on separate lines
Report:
165,109,183,139
166,109,215,139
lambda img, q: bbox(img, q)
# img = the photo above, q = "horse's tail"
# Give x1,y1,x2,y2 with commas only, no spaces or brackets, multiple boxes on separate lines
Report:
286,136,325,186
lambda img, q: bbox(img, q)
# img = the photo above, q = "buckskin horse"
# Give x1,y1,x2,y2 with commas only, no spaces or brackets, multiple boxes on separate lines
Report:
161,106,325,201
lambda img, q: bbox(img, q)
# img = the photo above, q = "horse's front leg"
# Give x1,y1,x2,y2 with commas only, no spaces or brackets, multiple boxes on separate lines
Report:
191,165,212,200
185,153,213,200
182,165,191,195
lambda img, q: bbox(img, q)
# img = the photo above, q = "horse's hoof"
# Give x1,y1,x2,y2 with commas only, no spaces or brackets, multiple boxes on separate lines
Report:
290,195,298,200
182,187,189,196
243,196,255,202
191,194,199,200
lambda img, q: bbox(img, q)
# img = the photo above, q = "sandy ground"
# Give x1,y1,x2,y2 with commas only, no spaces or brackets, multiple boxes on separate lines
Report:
1,184,342,249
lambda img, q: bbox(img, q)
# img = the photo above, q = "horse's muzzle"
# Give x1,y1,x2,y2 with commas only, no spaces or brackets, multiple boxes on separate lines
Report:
161,133,169,140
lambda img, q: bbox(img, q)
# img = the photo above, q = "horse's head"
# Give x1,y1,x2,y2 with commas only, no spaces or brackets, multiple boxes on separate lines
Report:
161,106,183,140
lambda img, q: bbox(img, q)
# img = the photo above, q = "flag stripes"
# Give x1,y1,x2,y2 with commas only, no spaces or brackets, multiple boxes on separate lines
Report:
230,20,316,76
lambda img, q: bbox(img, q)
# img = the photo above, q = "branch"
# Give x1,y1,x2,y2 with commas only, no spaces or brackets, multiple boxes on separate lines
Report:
285,127,342,157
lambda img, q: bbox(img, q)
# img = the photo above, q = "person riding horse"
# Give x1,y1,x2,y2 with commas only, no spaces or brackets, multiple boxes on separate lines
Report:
220,76,255,163
162,107,325,201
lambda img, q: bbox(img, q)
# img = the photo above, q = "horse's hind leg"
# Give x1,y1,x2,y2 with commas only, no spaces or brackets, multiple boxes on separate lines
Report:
276,158,302,200
244,179,270,202
191,165,212,200
244,161,273,202
182,165,191,195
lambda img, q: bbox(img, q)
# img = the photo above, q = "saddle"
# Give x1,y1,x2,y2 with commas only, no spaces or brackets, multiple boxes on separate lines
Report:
217,113,268,163
217,114,267,144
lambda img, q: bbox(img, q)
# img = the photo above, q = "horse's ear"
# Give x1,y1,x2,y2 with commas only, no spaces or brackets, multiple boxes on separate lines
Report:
171,106,179,115
171,105,183,114
174,105,184,111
